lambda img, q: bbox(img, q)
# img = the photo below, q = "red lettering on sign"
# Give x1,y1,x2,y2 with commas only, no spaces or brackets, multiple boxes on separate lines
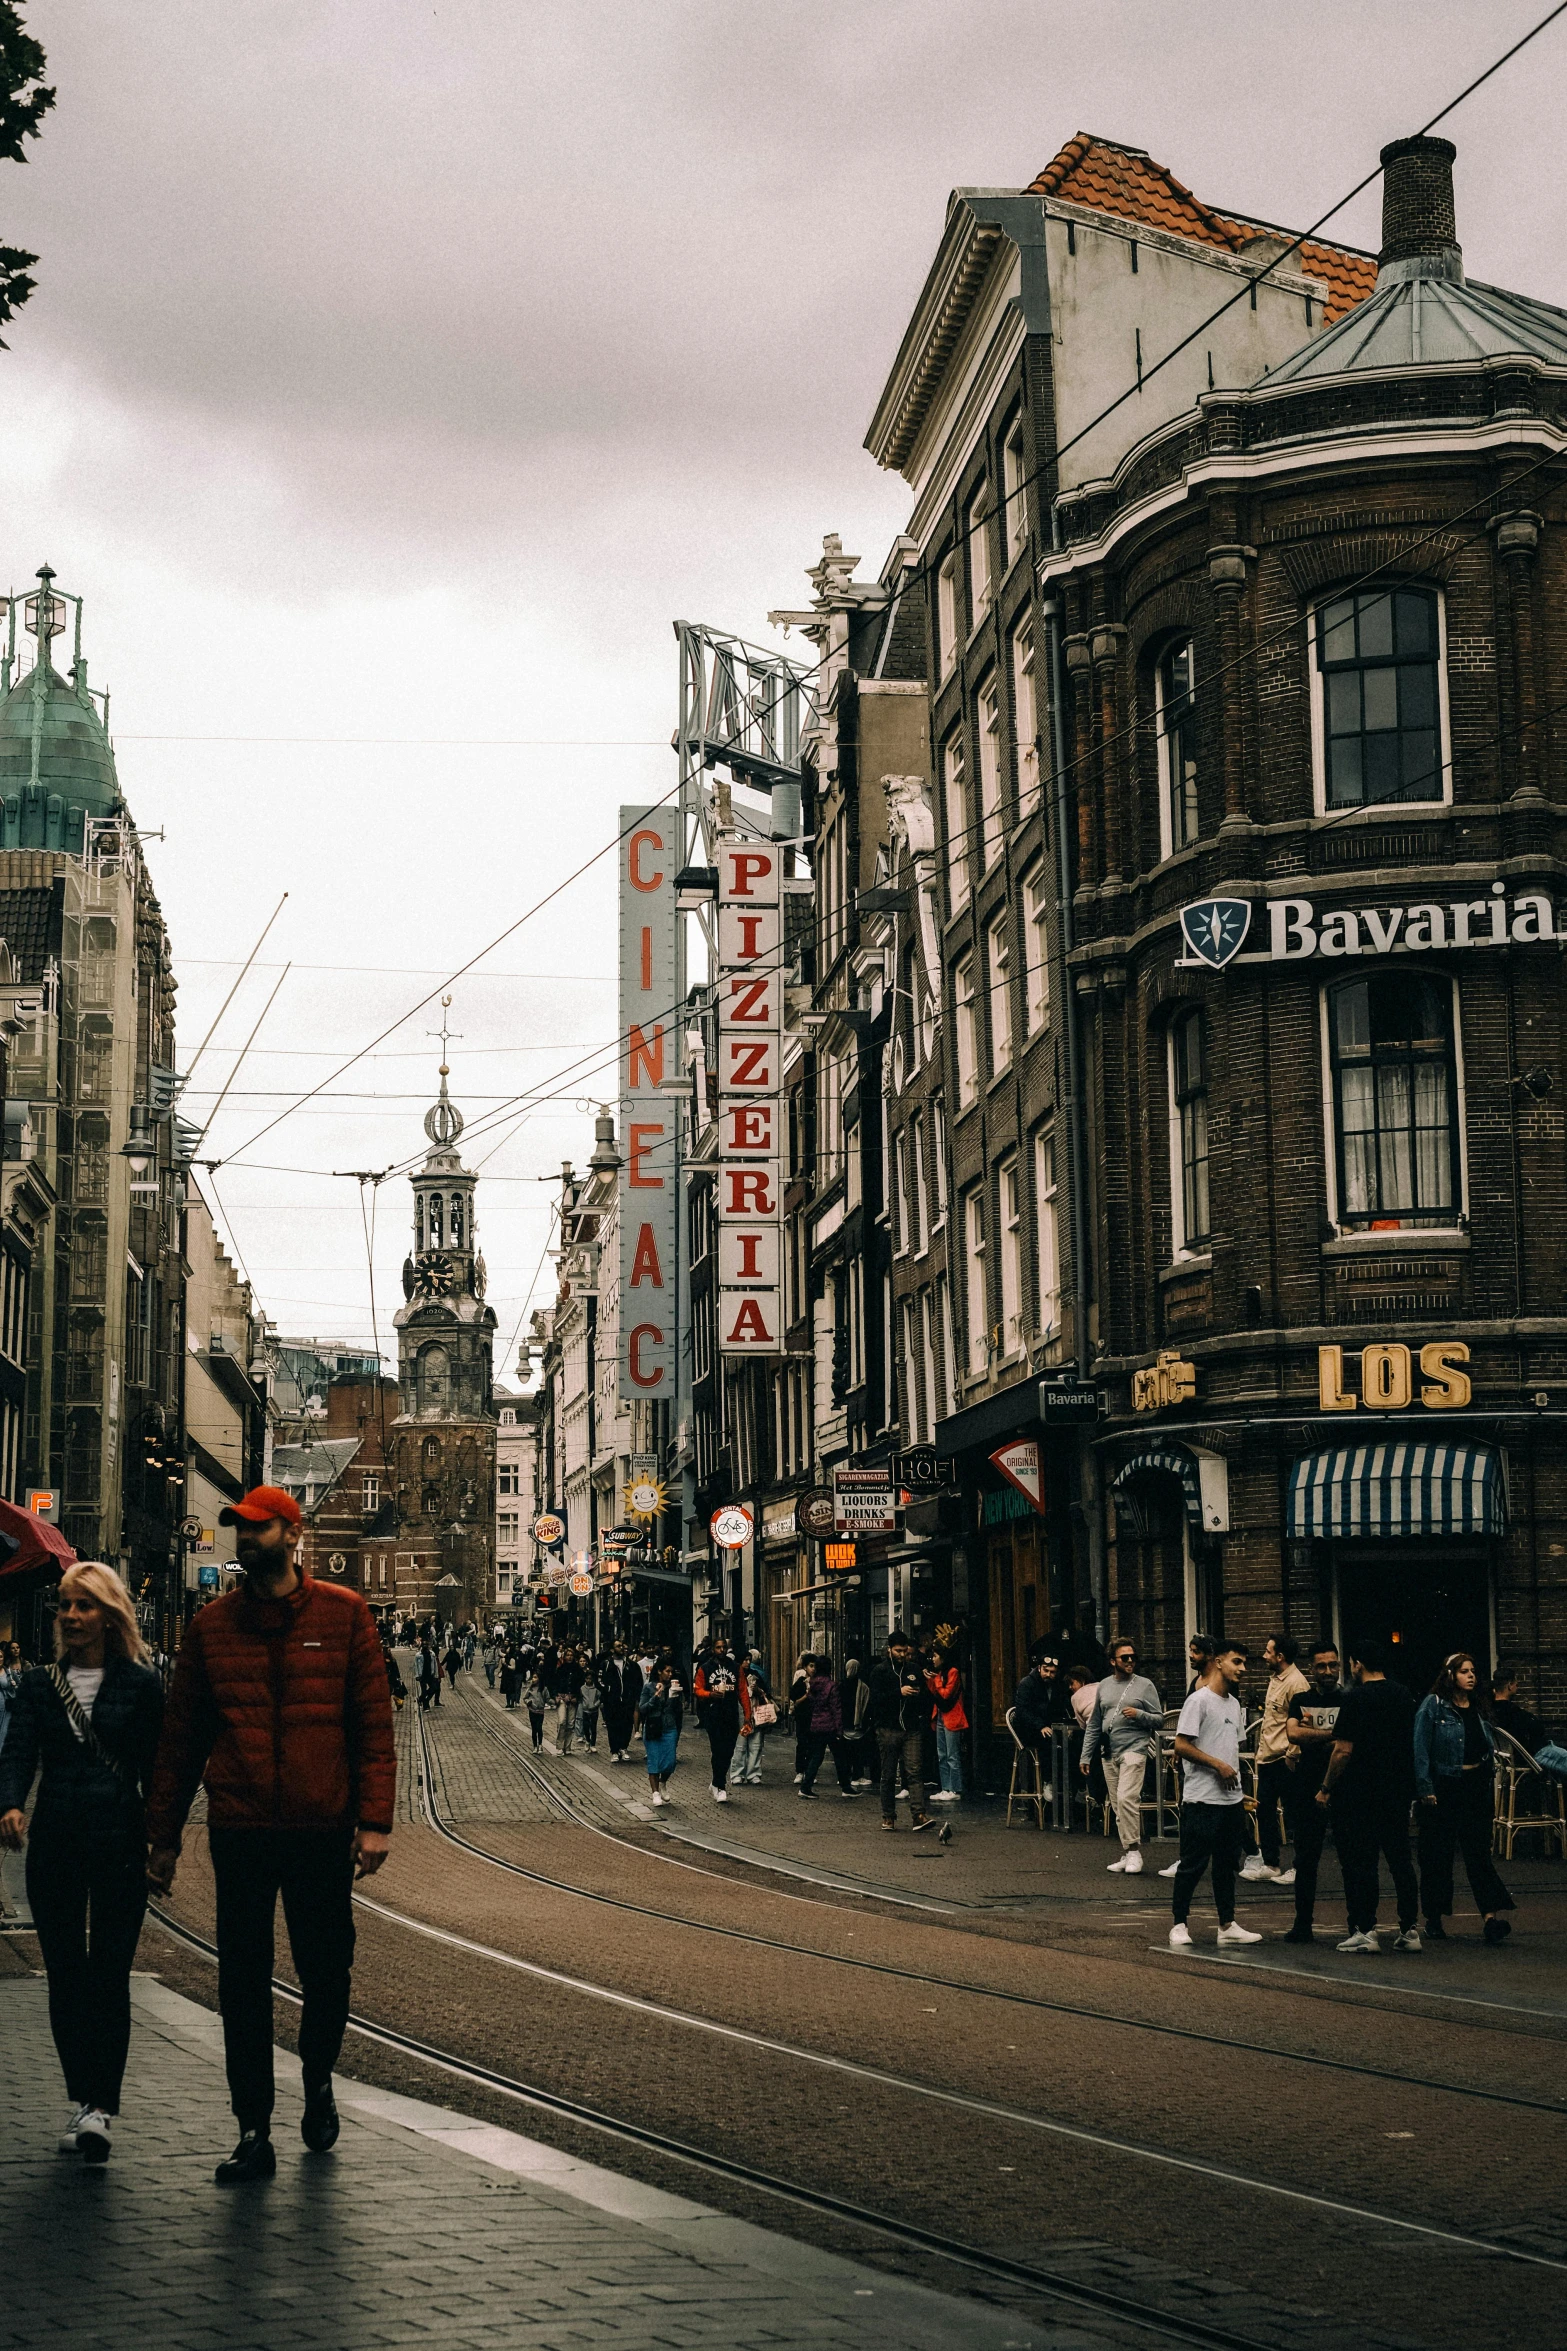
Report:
628,1122,664,1187
725,1041,771,1087
734,1232,765,1277
640,926,652,990
724,1167,777,1216
629,1224,664,1287
628,830,664,891
733,912,765,959
628,1022,664,1089
725,850,772,898
628,1323,665,1387
728,975,772,1023
724,1297,773,1344
725,1104,771,1151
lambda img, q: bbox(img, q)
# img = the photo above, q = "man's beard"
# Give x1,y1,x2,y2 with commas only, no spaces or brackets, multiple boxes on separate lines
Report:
239,1537,289,1581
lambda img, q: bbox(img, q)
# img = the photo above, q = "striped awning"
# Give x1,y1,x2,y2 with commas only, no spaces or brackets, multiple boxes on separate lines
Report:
1112,1445,1203,1533
1287,1441,1505,1539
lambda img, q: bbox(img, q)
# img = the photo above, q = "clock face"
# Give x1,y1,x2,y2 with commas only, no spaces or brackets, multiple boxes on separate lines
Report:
415,1251,456,1297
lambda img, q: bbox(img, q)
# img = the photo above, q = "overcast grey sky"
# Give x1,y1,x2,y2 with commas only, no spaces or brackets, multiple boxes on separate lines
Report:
1,0,1560,1361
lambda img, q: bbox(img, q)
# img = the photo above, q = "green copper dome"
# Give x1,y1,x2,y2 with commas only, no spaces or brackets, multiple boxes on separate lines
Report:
0,656,123,853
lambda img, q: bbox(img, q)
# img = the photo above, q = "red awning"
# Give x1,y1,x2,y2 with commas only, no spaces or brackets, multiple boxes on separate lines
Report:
0,1498,76,1581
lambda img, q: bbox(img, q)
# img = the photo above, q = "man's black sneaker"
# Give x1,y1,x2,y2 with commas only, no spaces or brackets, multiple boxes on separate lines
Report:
1483,1915,1512,1946
1424,1918,1448,1940
1282,1925,1315,1944
215,2131,276,2184
302,2082,340,2153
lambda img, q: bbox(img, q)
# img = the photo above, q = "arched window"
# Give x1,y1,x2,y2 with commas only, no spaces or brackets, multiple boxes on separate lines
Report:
450,1195,464,1248
423,1435,440,1465
420,1345,450,1414
1316,586,1443,809
1167,1007,1210,1252
1329,973,1459,1228
428,1195,444,1246
1156,640,1199,854
415,1197,425,1251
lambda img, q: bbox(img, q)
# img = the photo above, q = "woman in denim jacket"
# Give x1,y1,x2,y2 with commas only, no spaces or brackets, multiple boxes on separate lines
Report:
1413,1653,1515,1945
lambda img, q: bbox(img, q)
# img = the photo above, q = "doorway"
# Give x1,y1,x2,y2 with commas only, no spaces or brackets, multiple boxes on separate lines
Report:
1332,1543,1494,1697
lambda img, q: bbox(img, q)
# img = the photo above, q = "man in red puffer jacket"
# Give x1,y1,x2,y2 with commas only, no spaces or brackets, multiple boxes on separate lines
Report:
146,1485,395,2183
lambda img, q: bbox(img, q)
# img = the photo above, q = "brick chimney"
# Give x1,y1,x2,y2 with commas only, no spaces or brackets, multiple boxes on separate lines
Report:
1377,135,1463,285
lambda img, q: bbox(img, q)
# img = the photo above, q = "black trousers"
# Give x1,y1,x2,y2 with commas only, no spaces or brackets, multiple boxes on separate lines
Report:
1291,1790,1332,1927
1418,1770,1514,1923
876,1726,927,1820
1171,1801,1248,1926
705,1714,740,1788
1255,1759,1298,1867
1333,1796,1418,1933
26,1828,147,2113
603,1703,634,1754
800,1731,853,1794
209,1827,356,2130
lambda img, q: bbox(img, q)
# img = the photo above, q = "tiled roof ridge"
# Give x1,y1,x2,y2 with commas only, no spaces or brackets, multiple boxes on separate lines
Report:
1026,133,1378,322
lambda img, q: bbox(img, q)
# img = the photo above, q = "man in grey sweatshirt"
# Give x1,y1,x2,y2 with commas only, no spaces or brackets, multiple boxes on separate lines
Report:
1081,1639,1164,1873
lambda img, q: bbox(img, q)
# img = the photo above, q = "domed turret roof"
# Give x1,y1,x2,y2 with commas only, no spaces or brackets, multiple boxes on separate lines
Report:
0,654,123,854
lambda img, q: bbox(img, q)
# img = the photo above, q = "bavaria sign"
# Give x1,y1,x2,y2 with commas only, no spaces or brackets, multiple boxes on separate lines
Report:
1178,884,1562,969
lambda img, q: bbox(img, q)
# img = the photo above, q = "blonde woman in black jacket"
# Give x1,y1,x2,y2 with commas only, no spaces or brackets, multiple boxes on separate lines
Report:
0,1564,164,2163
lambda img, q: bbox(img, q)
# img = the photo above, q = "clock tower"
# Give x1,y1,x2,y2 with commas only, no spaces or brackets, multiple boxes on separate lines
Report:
391,1006,498,1624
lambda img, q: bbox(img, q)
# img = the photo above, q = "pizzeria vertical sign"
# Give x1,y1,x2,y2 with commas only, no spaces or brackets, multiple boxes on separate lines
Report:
717,833,784,1355
619,805,680,1400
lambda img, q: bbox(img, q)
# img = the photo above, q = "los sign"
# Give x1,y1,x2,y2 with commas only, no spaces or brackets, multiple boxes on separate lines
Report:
1319,1341,1471,1413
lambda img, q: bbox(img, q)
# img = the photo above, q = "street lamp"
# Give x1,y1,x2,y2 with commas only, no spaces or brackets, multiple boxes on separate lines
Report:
122,1104,157,1197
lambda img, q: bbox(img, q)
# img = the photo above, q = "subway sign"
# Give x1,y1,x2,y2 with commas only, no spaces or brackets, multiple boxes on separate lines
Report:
1179,885,1560,970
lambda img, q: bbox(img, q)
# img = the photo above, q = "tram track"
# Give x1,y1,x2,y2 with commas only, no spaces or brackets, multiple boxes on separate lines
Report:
417,1686,1567,2115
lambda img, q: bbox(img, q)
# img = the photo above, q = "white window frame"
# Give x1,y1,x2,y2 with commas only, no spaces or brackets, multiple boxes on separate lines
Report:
986,912,1012,1073
1022,859,1050,1035
1002,411,1027,564
999,1157,1023,1359
937,1272,956,1418
909,1110,929,1256
1166,1009,1212,1261
1318,972,1469,1236
977,678,1003,869
1309,584,1452,820
954,955,978,1109
1155,638,1200,862
920,1288,938,1445
943,733,969,910
966,482,991,621
363,1471,380,1513
932,1102,950,1225
900,1297,920,1444
1035,1126,1060,1338
937,551,959,677
892,1126,909,1257
964,1185,988,1377
1012,620,1039,817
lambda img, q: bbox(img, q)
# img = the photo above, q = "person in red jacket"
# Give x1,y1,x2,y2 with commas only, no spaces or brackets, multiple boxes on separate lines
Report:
145,1485,395,2184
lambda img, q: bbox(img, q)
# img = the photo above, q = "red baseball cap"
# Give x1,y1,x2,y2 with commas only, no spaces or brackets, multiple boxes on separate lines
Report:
219,1484,303,1529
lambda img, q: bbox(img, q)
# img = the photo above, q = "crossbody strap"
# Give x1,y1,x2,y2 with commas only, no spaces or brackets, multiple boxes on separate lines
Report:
48,1664,132,1783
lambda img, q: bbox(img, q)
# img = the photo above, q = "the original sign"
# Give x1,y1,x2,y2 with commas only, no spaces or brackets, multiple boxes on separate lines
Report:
1131,1350,1197,1412
1179,885,1560,971
832,1467,898,1536
619,803,680,1397
1319,1341,1471,1412
989,1439,1046,1513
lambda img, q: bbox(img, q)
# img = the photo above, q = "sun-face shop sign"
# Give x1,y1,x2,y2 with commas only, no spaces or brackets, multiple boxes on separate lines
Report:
1179,884,1561,970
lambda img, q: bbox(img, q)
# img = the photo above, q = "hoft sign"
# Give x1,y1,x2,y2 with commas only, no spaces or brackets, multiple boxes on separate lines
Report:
618,805,680,1397
717,833,785,1355
1179,883,1560,970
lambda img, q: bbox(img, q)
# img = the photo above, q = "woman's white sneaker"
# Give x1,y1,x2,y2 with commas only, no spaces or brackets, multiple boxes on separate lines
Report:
1216,1921,1263,1946
76,2109,112,2164
1168,1922,1193,1948
59,2102,90,2152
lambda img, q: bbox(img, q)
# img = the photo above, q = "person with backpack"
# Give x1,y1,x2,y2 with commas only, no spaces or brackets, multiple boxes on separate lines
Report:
729,1654,774,1787
797,1656,856,1800
0,1564,164,2165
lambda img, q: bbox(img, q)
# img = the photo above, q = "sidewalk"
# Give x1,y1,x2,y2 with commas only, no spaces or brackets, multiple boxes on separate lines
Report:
0,1963,1091,2351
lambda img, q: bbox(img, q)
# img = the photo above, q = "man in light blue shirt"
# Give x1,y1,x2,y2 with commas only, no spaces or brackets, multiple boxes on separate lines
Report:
1081,1639,1162,1873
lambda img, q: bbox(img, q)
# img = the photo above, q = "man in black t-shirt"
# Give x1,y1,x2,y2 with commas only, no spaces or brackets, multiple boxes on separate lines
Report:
1319,1640,1419,1953
1281,1640,1347,1944
1490,1663,1552,1758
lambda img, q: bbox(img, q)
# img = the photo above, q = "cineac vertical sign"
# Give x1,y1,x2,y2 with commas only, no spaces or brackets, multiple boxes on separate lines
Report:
618,806,679,1400
717,833,784,1355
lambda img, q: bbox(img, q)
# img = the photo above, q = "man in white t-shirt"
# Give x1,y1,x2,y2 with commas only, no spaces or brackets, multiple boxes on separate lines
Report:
1168,1643,1262,1950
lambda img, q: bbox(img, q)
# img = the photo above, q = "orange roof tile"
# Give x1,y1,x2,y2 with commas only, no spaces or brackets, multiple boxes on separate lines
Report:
1028,133,1376,323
